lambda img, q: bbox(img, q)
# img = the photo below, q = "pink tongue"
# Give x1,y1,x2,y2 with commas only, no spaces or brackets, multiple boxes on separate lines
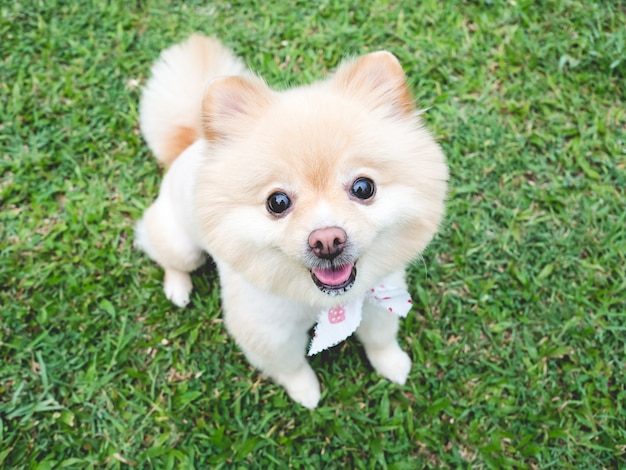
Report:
313,263,354,286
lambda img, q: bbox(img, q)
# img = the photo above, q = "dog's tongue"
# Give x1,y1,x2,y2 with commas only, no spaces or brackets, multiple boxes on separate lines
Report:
313,263,353,286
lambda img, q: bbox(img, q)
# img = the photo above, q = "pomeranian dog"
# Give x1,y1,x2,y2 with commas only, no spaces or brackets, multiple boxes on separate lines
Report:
136,34,447,408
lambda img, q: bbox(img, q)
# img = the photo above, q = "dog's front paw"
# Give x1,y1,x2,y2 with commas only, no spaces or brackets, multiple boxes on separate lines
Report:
367,344,412,385
278,364,321,409
164,269,192,307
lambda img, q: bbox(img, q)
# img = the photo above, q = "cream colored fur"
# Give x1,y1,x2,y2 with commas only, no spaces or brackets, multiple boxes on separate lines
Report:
135,35,448,408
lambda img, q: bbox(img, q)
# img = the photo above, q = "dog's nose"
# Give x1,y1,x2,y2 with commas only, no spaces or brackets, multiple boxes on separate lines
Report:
308,226,347,259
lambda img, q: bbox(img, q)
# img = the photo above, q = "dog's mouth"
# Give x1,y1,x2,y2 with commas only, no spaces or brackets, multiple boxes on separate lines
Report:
311,262,357,296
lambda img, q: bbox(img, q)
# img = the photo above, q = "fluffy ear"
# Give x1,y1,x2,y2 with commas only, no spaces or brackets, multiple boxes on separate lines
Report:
332,51,414,117
202,75,273,142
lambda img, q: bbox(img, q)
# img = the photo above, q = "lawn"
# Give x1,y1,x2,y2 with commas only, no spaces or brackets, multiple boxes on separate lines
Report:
1,0,625,468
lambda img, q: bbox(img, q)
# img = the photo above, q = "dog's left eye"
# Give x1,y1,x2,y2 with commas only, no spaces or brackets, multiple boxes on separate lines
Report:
267,191,292,215
350,177,376,201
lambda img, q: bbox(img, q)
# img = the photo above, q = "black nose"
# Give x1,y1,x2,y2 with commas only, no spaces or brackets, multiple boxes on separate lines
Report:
308,226,347,260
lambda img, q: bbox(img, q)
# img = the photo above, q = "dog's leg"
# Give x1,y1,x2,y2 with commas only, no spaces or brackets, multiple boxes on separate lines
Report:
219,267,321,408
244,340,321,410
163,267,195,307
357,302,412,385
135,199,204,307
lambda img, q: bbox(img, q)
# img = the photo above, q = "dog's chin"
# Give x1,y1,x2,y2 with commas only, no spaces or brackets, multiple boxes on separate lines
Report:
310,262,357,296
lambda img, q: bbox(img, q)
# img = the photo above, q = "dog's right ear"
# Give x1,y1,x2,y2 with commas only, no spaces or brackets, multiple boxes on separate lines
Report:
332,51,414,118
202,76,273,142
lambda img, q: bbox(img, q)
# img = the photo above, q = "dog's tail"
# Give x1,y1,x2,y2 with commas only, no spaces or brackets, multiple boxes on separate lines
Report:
139,34,248,167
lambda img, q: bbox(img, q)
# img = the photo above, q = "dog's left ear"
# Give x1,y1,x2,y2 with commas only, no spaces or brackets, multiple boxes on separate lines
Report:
202,75,273,143
332,51,414,117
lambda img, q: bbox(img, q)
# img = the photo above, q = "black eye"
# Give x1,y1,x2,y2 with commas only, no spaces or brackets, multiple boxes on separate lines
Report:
267,192,292,215
350,177,376,201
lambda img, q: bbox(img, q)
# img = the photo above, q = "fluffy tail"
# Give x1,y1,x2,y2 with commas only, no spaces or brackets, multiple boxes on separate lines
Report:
139,34,248,166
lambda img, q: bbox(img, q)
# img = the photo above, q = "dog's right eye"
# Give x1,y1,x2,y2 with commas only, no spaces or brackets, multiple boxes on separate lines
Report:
350,177,376,201
267,192,292,215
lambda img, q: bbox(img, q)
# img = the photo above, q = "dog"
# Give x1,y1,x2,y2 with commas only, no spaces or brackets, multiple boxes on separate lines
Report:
135,34,448,408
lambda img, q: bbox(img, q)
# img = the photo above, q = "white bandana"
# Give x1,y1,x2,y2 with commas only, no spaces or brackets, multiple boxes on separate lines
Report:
307,282,413,356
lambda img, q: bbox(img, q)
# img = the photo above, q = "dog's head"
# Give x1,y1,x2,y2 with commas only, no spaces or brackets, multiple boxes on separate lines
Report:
195,51,448,307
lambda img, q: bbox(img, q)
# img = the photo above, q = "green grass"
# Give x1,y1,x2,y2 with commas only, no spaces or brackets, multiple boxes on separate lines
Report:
1,0,625,467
